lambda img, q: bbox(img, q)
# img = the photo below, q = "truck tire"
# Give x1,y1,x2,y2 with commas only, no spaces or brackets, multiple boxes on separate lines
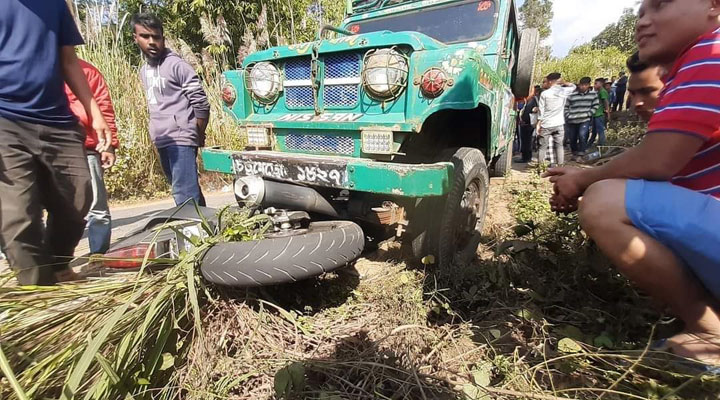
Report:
201,221,365,287
512,28,540,98
490,142,513,178
410,148,489,270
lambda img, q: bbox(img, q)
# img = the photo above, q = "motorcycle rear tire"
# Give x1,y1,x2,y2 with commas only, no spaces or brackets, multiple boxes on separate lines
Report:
200,221,364,287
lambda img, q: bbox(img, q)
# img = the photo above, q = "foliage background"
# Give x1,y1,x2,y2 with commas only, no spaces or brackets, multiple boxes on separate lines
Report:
69,0,345,200
519,0,636,86
536,45,630,84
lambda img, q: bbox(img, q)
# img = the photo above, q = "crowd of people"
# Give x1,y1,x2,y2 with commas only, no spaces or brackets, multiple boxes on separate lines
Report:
1,0,719,372
542,0,720,370
0,3,207,284
515,72,631,166
512,0,720,371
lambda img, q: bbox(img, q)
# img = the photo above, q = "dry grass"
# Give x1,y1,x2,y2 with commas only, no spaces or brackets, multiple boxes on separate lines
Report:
170,174,719,400
2,175,719,399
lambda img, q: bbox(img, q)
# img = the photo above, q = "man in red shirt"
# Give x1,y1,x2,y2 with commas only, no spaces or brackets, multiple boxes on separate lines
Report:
65,60,119,254
546,0,720,367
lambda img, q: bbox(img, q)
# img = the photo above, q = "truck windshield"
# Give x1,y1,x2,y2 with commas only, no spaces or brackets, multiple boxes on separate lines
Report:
347,0,498,44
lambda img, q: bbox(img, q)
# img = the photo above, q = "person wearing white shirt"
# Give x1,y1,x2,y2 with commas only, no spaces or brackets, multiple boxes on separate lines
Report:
537,72,576,166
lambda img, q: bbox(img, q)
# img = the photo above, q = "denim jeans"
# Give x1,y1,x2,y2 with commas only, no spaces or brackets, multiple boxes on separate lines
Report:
86,152,112,254
613,88,627,111
589,116,606,147
513,125,521,154
157,145,206,207
566,121,591,154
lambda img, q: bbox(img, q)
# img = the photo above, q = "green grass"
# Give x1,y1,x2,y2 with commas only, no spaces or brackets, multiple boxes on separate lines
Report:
0,207,268,399
2,179,718,399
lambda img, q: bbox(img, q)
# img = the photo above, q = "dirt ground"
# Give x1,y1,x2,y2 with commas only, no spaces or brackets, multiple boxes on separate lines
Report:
3,149,718,398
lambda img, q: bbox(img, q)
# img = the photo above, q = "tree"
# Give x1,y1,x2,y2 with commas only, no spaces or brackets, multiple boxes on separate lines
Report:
116,0,346,69
537,45,628,84
591,8,637,53
519,0,553,41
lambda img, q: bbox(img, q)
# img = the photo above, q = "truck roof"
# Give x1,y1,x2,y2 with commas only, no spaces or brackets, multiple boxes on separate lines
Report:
351,0,419,15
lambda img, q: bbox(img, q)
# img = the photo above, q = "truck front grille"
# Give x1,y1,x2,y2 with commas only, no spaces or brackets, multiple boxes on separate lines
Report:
285,134,355,155
283,52,361,109
323,53,361,107
285,57,311,80
286,86,314,108
284,58,314,109
324,53,362,79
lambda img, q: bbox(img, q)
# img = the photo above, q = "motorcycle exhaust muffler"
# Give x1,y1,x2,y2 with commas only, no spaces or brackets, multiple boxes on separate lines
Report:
234,176,339,217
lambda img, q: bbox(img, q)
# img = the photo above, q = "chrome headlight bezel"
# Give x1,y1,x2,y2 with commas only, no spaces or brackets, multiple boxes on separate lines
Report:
362,48,409,101
245,61,282,104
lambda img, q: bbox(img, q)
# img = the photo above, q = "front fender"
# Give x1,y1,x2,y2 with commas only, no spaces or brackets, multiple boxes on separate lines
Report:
406,47,502,131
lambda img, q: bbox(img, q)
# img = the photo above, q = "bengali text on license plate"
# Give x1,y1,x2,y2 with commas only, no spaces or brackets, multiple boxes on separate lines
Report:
233,158,347,187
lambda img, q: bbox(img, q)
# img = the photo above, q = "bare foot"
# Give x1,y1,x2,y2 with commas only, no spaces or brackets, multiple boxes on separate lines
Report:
661,331,720,365
54,268,82,284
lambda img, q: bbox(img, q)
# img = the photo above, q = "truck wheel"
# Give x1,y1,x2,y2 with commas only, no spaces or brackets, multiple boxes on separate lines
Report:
200,221,365,287
410,148,489,269
490,142,513,178
512,28,540,98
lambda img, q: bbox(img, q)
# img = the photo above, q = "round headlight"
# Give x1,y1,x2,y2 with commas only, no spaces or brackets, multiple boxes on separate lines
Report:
362,48,409,100
246,62,281,103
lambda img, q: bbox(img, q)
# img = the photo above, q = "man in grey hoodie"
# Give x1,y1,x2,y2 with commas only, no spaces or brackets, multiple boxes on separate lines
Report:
132,13,210,206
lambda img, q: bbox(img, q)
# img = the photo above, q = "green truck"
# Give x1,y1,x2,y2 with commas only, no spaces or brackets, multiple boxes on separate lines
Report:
203,0,538,270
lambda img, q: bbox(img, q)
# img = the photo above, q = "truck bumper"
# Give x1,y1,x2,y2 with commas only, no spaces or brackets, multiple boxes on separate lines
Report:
202,148,453,197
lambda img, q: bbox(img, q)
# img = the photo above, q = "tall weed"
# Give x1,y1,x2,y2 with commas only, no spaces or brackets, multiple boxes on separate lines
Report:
75,7,242,200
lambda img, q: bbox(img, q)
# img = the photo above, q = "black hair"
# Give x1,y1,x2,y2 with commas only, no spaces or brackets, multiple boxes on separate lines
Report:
131,13,164,35
546,72,562,81
626,51,651,74
579,77,592,85
595,77,605,83
534,85,542,90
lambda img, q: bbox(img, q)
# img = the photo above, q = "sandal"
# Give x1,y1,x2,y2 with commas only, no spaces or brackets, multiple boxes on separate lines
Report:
651,338,720,375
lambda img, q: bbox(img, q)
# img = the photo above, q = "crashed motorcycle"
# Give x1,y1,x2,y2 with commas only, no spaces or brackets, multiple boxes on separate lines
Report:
102,182,365,287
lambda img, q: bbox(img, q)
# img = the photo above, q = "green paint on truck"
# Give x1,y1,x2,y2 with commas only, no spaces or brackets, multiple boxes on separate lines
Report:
207,0,538,267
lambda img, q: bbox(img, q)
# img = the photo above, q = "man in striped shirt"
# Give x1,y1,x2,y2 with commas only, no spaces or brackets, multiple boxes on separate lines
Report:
564,77,600,157
546,0,720,367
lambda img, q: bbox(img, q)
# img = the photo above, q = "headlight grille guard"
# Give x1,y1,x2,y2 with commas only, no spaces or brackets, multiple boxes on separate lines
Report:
361,46,410,102
244,62,283,105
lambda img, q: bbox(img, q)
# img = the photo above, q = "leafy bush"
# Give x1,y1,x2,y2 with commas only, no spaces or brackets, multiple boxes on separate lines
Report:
537,45,630,83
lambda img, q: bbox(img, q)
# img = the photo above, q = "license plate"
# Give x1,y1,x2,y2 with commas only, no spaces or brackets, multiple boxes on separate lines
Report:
232,153,348,188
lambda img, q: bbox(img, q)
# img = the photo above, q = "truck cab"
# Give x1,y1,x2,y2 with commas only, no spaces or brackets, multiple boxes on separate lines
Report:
204,0,538,269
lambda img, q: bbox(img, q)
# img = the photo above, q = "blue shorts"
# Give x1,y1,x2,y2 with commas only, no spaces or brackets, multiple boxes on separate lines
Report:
625,180,720,299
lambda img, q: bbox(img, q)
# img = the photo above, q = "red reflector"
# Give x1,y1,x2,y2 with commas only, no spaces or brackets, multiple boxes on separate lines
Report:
222,83,237,107
102,243,156,269
420,68,448,98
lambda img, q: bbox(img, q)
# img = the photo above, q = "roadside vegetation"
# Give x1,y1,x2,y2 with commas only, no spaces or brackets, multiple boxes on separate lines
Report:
3,153,718,398
70,0,344,200
4,2,714,399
